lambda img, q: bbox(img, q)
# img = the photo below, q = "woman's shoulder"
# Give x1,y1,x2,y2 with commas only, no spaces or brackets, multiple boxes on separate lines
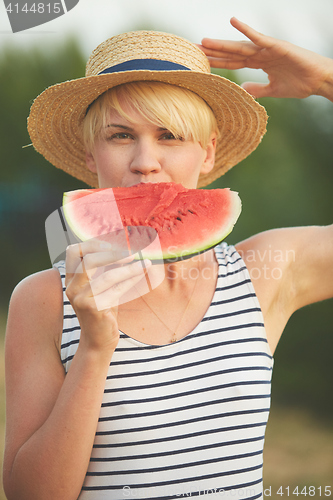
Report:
11,267,63,305
7,267,64,350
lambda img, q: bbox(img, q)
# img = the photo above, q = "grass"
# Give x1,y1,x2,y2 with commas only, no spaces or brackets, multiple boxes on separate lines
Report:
263,406,333,494
0,310,332,499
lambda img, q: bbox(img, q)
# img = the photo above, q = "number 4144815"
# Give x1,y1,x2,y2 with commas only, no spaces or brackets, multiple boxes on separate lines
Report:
5,3,62,14
275,486,331,496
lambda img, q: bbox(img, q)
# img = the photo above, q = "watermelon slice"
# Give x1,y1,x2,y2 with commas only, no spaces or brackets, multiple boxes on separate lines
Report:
62,182,241,262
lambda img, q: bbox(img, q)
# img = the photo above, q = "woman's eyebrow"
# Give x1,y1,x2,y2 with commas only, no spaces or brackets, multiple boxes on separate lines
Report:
106,123,169,132
106,123,133,130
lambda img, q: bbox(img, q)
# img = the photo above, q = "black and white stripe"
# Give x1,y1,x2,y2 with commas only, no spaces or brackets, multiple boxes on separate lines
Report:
55,243,273,500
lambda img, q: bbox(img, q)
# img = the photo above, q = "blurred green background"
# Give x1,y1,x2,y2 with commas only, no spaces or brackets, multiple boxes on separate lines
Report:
0,37,332,498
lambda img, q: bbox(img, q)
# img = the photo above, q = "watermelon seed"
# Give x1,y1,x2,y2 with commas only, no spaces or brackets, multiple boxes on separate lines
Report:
176,217,182,221
188,210,194,214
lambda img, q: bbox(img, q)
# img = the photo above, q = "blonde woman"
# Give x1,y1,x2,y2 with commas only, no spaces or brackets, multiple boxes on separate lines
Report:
3,18,333,500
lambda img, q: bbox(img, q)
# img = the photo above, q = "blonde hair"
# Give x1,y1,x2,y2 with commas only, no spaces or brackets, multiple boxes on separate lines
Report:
82,81,218,151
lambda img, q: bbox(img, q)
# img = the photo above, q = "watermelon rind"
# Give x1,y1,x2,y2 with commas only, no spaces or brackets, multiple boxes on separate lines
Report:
156,191,241,263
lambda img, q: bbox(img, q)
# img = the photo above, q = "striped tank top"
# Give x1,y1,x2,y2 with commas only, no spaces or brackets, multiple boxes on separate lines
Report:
55,243,273,500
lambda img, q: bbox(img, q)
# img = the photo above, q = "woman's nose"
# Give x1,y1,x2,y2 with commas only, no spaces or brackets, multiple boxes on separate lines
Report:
129,140,162,175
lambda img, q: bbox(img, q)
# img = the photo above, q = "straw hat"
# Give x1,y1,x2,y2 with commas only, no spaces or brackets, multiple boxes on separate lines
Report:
27,30,268,188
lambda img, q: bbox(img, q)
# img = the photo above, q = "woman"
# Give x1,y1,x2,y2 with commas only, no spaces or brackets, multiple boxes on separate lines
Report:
3,18,333,500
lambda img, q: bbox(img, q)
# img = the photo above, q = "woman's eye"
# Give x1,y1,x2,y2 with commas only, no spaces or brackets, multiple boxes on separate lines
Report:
106,132,132,141
113,133,131,139
161,132,184,141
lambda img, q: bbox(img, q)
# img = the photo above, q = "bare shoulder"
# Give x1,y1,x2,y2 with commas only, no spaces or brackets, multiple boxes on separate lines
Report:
7,267,64,353
10,266,62,303
236,224,333,306
236,224,333,256
236,226,300,258
235,225,333,354
235,227,298,288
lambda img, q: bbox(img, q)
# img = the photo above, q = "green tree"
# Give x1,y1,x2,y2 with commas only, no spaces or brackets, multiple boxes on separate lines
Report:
0,38,87,302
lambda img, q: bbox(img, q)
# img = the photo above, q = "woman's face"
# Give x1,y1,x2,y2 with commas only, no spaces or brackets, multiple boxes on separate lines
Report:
85,103,216,189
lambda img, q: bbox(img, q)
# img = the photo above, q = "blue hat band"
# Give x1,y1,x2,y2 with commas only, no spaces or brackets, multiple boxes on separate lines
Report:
98,58,191,75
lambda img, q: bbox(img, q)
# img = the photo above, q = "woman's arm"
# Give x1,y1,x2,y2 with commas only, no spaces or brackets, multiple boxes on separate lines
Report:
3,269,116,500
3,241,149,500
199,17,333,102
205,21,333,353
237,225,333,352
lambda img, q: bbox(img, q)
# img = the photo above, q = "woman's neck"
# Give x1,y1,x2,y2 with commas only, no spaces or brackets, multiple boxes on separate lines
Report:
161,248,217,290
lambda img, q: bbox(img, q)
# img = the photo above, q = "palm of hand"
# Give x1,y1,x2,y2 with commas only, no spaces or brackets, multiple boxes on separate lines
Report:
240,40,329,99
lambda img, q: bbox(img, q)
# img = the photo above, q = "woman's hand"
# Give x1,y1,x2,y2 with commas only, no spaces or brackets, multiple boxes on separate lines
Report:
199,17,333,101
65,239,151,353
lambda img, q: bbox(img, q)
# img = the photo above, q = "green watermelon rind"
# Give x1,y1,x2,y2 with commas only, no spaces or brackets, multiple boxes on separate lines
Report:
62,184,242,262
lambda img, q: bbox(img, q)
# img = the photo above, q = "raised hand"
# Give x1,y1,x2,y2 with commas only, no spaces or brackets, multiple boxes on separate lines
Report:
199,17,333,101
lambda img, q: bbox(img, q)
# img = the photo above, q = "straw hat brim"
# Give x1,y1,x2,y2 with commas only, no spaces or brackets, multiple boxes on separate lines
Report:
27,68,268,188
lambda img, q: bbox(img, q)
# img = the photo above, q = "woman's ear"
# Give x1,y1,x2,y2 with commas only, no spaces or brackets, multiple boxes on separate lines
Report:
200,132,217,175
85,150,97,173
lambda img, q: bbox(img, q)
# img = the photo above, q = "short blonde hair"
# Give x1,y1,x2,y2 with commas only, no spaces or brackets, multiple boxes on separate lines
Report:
82,81,218,151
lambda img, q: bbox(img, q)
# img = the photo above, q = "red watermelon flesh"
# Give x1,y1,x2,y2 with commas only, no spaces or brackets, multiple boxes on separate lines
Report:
63,182,241,262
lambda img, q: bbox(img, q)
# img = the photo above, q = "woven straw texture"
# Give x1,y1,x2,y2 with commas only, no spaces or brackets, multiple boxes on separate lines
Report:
27,30,268,187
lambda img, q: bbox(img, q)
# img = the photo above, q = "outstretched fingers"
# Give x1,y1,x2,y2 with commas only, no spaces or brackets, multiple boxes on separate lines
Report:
229,17,275,49
200,18,333,103
199,17,279,71
199,39,259,59
204,56,256,71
